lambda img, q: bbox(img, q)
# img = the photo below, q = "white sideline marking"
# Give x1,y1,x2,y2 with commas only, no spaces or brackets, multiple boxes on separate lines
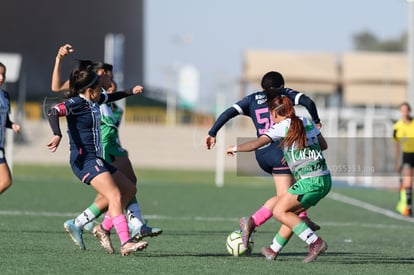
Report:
328,191,414,224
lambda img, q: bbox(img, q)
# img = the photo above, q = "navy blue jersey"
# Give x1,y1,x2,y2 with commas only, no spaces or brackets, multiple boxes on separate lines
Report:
233,88,306,136
63,95,105,160
0,89,11,148
208,87,319,175
47,90,135,182
48,91,135,161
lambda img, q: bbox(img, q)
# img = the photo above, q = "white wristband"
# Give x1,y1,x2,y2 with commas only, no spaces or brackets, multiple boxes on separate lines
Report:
232,146,238,153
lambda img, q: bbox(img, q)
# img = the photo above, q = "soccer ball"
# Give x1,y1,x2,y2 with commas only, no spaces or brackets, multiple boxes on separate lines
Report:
226,230,254,256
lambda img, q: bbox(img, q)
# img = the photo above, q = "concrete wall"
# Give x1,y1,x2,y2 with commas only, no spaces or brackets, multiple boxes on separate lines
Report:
11,120,257,171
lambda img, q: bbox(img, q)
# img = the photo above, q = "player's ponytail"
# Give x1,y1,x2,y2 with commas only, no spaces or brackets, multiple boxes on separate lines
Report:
269,96,306,149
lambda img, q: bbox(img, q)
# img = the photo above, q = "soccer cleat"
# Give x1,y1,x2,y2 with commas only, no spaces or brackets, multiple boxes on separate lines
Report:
120,240,148,256
261,246,279,260
131,224,163,241
83,220,100,233
92,224,114,254
303,237,328,263
239,216,256,248
64,219,86,250
396,203,404,214
300,216,321,231
396,201,411,216
400,206,411,217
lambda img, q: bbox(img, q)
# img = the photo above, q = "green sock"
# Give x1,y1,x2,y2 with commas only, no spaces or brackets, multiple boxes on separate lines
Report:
89,203,102,218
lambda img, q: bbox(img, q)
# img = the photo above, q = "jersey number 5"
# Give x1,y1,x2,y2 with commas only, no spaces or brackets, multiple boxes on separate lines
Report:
255,107,271,134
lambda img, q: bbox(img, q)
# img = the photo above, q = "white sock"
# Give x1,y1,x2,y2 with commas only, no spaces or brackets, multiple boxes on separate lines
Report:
74,209,96,229
298,228,318,245
270,239,284,253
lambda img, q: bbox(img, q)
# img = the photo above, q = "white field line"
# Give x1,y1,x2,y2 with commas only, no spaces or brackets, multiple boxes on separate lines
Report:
328,191,414,224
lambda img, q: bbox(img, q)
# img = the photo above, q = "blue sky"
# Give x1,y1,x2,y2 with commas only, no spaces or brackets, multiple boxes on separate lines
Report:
144,0,408,112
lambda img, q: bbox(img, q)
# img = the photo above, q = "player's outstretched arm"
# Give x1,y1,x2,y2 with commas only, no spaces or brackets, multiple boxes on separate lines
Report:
297,94,321,127
102,86,143,104
226,135,271,156
206,107,239,149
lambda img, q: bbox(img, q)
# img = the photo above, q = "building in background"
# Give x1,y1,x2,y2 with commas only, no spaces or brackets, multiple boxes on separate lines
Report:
241,49,408,109
0,0,144,100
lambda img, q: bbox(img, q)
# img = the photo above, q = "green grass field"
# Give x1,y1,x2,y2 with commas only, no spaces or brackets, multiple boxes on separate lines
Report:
1,164,413,275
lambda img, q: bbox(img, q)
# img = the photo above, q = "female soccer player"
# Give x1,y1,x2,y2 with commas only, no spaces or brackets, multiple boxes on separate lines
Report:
0,62,21,195
47,68,148,256
94,62,162,239
227,96,331,263
51,44,161,251
393,102,414,216
205,71,321,233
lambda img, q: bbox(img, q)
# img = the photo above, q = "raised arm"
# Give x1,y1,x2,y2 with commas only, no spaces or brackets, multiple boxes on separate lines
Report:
51,44,74,92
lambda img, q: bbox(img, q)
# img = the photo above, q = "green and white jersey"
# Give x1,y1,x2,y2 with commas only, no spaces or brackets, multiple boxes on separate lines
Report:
111,102,124,128
263,117,330,180
100,90,119,142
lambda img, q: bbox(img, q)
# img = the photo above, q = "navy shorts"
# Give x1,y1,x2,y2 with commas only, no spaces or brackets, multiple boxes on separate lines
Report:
255,142,291,175
70,155,116,184
0,148,6,164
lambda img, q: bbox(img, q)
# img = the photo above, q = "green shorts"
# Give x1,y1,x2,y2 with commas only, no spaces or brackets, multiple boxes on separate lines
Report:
288,174,332,209
102,136,128,163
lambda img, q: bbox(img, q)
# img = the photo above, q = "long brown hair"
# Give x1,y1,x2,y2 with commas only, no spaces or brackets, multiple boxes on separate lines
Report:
269,96,306,149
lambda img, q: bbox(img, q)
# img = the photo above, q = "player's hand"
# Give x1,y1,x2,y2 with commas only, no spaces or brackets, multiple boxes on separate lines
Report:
57,44,74,60
47,135,62,152
316,122,322,129
205,135,216,149
281,156,287,165
12,123,21,133
226,145,237,157
131,85,144,94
